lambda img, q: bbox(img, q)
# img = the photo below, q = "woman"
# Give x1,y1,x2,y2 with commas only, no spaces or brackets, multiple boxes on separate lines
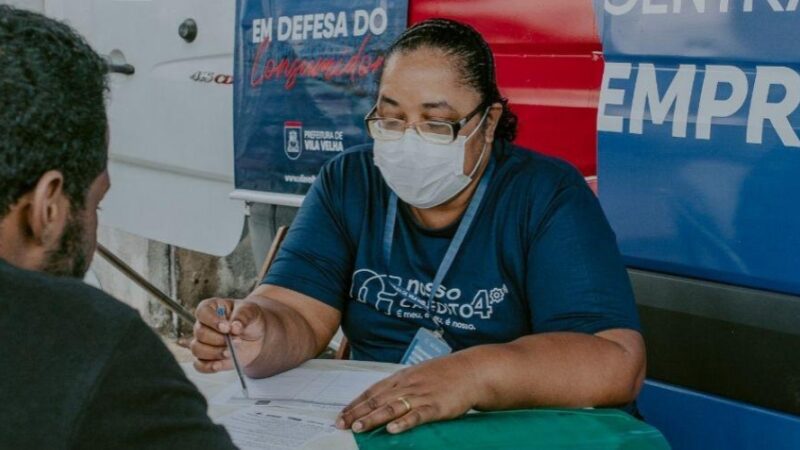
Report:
191,19,645,434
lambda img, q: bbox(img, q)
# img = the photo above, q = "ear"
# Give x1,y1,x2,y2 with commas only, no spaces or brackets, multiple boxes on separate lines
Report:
483,102,504,144
27,170,70,247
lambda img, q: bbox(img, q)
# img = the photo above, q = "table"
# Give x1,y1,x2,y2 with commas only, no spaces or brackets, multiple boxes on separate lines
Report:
183,360,670,450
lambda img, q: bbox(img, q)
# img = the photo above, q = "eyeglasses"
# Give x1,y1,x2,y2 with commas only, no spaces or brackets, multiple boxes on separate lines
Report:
364,102,487,145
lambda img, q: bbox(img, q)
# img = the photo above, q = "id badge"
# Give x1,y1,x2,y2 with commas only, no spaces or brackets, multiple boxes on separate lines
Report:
400,328,452,365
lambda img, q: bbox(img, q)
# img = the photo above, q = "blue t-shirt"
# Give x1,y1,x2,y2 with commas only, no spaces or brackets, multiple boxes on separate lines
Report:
265,141,640,363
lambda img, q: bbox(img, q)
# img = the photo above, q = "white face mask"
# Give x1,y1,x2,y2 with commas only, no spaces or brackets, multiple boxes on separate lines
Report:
373,111,489,209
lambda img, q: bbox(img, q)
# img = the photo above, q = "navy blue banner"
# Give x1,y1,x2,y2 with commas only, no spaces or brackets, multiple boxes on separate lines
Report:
234,0,408,196
595,1,800,295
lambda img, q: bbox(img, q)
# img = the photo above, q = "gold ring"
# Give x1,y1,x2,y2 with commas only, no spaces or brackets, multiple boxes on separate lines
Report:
397,396,412,413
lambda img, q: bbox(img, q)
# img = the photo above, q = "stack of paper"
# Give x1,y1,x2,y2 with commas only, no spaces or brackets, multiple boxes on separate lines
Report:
216,366,389,407
212,363,395,449
219,407,349,450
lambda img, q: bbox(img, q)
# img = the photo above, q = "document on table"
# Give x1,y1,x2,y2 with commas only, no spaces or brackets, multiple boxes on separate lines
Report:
219,406,351,450
214,366,388,407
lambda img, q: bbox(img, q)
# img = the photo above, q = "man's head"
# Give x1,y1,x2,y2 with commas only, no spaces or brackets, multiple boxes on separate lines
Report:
0,6,109,278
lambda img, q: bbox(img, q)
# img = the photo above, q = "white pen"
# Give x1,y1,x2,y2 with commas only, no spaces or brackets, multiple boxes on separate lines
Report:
217,306,249,398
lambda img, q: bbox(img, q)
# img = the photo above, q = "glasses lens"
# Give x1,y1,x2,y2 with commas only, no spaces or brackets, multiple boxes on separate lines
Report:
369,119,405,140
416,122,455,144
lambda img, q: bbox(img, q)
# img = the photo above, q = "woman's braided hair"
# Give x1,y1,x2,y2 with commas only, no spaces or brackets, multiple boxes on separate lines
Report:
382,18,518,142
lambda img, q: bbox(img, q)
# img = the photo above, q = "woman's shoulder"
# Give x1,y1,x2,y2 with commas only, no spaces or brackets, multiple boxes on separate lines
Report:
499,143,587,192
314,144,384,203
324,143,375,169
317,144,378,182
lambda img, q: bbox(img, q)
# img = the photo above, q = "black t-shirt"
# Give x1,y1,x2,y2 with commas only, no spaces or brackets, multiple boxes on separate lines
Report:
0,258,237,449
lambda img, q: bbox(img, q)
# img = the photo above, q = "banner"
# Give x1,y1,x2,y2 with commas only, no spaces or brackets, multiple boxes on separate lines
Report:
233,0,408,199
595,1,800,295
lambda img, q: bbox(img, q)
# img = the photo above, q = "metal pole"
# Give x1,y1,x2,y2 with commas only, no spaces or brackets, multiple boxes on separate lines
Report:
95,243,195,325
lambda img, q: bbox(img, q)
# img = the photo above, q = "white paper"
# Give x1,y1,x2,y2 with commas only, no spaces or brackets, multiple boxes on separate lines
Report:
265,400,344,412
219,407,347,450
216,367,388,407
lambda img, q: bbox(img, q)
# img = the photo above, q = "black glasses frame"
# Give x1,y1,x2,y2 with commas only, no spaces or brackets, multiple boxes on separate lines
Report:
364,101,488,144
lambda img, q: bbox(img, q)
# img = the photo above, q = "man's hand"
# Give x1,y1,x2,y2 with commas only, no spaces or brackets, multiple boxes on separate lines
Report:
190,298,267,373
336,353,484,434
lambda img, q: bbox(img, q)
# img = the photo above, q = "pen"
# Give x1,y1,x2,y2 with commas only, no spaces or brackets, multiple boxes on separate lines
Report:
217,306,249,399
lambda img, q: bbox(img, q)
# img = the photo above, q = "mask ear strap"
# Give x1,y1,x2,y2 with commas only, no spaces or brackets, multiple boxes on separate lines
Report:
467,141,490,178
464,107,491,178
466,107,491,141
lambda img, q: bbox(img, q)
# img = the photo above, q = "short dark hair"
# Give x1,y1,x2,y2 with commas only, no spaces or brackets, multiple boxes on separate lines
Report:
0,5,108,216
383,18,518,143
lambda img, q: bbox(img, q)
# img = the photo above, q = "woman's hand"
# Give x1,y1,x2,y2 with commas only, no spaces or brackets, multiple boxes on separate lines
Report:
190,297,267,373
336,353,485,434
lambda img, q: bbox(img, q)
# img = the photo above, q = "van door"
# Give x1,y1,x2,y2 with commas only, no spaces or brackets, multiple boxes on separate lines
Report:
48,0,244,256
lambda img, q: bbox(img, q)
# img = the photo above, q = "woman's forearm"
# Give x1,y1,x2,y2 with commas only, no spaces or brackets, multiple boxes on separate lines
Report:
459,329,646,410
240,293,325,378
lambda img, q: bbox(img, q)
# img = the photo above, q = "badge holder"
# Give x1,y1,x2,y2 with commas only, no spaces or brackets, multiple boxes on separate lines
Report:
401,328,453,365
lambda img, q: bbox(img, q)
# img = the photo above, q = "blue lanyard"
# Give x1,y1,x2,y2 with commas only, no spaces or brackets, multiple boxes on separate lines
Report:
382,158,495,316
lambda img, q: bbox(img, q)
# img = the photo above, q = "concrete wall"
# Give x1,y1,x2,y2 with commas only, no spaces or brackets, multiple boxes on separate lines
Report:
90,224,259,338
86,204,349,356
90,226,173,334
